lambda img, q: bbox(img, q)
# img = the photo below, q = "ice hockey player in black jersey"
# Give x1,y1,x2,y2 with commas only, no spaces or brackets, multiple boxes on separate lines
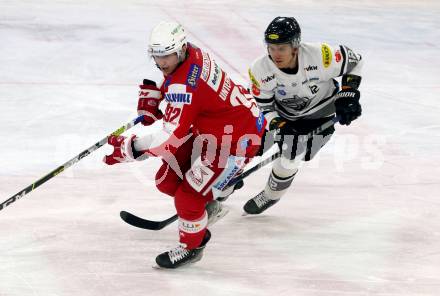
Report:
244,16,363,214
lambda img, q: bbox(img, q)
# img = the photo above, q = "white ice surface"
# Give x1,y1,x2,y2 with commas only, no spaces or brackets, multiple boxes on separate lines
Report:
1,1,440,295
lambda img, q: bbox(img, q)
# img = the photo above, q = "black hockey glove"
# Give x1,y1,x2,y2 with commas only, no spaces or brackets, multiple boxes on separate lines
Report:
270,117,296,141
255,117,291,156
269,117,288,132
269,117,303,150
334,87,361,125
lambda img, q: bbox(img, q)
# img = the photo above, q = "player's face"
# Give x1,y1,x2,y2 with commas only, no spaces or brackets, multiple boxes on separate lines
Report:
267,43,299,69
153,53,180,76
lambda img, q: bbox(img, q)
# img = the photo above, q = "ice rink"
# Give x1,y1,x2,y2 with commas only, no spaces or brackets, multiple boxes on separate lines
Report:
1,0,440,295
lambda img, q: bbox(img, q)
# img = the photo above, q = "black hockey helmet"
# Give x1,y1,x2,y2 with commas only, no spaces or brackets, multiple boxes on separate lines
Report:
264,17,301,47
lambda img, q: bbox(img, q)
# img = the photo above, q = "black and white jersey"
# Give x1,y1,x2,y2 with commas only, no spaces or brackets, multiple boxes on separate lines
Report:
249,42,363,124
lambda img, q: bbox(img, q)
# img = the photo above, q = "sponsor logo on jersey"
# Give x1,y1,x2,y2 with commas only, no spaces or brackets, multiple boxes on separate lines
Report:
252,83,260,96
309,84,319,94
207,61,223,92
256,111,264,132
321,43,332,68
281,95,311,111
304,65,318,71
261,74,275,84
164,92,192,104
188,167,210,187
277,89,287,96
213,156,245,191
186,161,215,193
248,69,260,87
186,64,201,88
301,77,319,84
201,52,211,81
335,49,342,63
219,75,232,101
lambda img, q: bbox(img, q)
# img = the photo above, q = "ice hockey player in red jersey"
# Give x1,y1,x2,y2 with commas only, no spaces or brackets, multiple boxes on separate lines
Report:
103,21,265,268
243,17,363,215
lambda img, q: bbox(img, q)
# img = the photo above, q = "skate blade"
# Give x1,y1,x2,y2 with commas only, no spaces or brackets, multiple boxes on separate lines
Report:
152,254,204,270
152,264,185,270
152,264,164,270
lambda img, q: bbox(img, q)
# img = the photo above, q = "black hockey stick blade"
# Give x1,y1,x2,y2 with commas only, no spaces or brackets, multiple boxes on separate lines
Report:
120,211,178,230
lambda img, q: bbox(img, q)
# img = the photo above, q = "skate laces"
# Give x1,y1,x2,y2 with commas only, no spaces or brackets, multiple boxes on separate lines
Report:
168,244,190,263
254,191,271,208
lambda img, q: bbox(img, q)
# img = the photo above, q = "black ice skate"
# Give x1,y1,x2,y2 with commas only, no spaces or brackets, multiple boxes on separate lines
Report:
243,190,280,215
155,229,211,269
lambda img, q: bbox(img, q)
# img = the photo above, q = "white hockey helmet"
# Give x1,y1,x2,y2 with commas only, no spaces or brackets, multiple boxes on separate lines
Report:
148,21,187,59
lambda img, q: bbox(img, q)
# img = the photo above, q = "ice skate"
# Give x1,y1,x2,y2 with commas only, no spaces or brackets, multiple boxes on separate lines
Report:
155,230,211,269
243,190,280,215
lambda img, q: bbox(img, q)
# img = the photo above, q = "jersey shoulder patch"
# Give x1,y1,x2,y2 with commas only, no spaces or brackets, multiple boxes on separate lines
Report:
185,47,204,89
197,50,224,93
321,43,333,68
186,63,202,89
302,42,338,71
248,68,260,88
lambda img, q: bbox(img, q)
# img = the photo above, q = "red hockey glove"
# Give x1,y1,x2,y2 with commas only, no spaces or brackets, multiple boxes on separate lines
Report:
138,79,163,126
104,134,141,165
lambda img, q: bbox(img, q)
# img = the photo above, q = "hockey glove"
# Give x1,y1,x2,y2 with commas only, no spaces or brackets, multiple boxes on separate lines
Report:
257,117,300,155
104,134,145,165
334,87,361,125
269,117,288,131
138,79,163,126
269,117,300,139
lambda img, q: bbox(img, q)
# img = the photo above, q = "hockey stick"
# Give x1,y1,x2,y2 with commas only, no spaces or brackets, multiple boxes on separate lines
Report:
0,115,145,212
120,115,340,230
119,150,280,230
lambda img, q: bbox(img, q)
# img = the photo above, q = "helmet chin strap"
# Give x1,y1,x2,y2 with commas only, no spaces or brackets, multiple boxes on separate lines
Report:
152,44,188,74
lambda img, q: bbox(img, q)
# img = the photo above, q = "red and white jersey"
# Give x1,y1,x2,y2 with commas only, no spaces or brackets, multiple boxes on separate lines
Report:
249,42,363,123
145,43,265,157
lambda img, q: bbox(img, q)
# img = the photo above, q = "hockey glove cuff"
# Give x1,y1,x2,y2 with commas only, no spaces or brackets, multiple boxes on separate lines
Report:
104,134,146,165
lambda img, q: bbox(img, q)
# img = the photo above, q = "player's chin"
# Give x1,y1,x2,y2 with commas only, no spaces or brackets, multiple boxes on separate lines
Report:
160,68,171,75
161,67,176,76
